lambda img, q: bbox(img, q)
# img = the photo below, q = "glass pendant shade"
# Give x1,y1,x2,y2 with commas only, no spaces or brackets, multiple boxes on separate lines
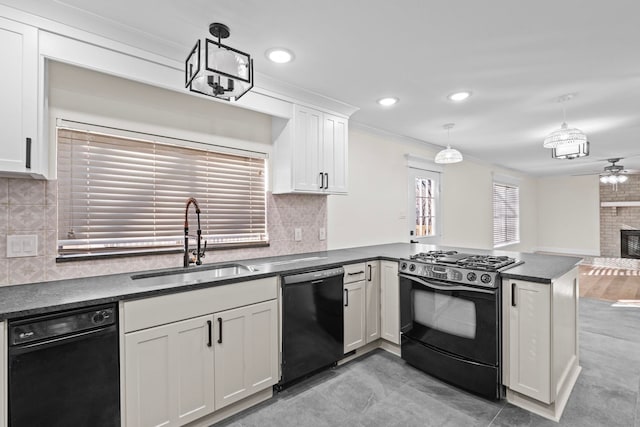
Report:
543,122,588,148
600,174,628,184
551,140,589,159
185,25,254,101
434,145,463,164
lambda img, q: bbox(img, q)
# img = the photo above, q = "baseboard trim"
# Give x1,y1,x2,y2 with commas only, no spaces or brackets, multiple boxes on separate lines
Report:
506,363,581,422
184,388,273,427
534,247,599,257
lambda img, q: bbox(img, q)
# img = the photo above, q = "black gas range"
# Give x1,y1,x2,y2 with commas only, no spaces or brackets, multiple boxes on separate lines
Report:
398,250,523,400
399,250,522,288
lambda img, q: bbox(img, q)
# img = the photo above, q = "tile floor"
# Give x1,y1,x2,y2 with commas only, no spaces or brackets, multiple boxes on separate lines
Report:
214,298,640,427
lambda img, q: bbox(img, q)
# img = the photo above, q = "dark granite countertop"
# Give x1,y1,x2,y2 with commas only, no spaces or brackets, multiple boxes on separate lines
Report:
0,243,582,320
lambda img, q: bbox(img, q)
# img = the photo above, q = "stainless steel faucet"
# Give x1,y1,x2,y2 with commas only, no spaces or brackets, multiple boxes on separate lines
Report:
184,197,206,267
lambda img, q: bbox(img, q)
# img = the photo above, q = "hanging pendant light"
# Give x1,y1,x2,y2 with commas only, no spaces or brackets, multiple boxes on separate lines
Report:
543,94,589,157
185,22,254,101
435,123,463,164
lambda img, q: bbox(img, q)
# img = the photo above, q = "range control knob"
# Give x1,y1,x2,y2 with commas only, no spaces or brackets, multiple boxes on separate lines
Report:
409,263,416,272
466,272,477,282
480,274,492,284
400,262,408,271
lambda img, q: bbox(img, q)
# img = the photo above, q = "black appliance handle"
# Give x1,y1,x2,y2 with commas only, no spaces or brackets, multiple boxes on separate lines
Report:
511,283,516,307
319,172,324,189
324,173,328,189
367,264,372,281
217,318,223,344
399,274,496,295
347,271,364,276
344,288,349,306
207,320,212,347
26,138,32,169
9,325,116,355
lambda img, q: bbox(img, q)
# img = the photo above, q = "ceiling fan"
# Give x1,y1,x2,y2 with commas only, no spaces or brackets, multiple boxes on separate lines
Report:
599,158,629,184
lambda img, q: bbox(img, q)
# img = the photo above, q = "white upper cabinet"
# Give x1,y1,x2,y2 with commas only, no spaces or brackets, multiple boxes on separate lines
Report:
0,18,41,177
273,105,348,194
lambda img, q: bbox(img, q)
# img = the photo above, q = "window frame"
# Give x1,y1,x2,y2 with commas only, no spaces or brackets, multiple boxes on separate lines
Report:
55,119,269,260
407,156,443,244
492,178,520,248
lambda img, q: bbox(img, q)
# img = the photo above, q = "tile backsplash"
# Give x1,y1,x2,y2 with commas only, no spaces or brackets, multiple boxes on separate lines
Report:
0,178,327,286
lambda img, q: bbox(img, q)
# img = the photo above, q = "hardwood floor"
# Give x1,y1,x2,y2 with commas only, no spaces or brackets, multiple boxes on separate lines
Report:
579,264,640,301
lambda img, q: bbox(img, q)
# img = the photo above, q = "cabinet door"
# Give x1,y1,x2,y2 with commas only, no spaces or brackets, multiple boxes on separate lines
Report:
380,261,400,344
343,280,366,353
293,106,323,192
323,113,348,194
365,261,380,343
1,321,5,427
124,315,215,427
508,280,551,403
214,299,278,410
0,18,38,174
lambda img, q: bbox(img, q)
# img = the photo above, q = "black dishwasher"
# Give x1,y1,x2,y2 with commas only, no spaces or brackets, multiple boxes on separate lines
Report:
279,267,344,388
8,303,120,427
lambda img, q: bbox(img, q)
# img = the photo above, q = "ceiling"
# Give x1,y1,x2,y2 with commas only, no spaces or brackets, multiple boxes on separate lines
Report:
4,0,640,177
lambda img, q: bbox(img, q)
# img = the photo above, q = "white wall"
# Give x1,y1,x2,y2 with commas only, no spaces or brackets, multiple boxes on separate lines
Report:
47,61,273,178
536,175,600,256
328,126,539,252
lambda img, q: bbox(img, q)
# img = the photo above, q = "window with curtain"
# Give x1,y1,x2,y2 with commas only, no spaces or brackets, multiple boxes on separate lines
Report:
492,182,519,247
57,125,267,258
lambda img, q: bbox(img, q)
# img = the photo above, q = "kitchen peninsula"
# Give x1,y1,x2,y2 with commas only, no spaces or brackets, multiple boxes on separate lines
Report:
0,243,581,426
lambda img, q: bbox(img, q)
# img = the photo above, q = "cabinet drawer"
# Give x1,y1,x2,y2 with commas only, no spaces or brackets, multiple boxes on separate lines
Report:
343,263,366,284
123,276,278,333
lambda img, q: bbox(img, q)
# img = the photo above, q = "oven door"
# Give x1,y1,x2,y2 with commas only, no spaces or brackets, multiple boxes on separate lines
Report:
399,273,498,366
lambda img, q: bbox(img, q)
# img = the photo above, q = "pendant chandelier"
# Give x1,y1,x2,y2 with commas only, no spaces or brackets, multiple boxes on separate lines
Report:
434,123,463,164
185,23,254,101
543,93,589,159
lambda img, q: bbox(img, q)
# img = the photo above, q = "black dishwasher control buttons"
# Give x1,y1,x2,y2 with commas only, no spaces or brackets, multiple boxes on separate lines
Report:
481,274,492,284
91,310,111,325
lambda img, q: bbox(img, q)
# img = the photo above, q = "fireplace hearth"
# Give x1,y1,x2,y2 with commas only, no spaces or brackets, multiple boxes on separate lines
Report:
621,230,640,259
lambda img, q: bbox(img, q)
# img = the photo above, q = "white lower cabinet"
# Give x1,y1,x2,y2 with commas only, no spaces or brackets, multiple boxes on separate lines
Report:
364,261,380,343
343,261,382,353
125,315,215,427
507,280,551,403
214,300,278,410
122,277,279,427
343,280,366,353
1,321,5,427
503,268,581,421
380,261,400,344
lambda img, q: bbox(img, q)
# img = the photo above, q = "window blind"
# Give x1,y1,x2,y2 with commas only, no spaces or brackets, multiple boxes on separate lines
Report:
57,127,267,257
493,182,519,247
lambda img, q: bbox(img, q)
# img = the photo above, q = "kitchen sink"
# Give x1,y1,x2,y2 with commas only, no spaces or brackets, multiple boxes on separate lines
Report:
130,263,255,286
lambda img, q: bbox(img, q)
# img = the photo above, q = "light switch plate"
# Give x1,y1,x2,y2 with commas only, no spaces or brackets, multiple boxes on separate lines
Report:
294,228,302,241
319,227,326,241
7,235,38,258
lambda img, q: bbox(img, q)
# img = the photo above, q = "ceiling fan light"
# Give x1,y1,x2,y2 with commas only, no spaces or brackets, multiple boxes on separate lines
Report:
618,175,628,183
434,146,463,164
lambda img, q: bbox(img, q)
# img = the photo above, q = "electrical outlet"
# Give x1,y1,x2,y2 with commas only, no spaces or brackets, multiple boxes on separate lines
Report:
7,235,38,258
319,227,326,240
294,228,302,241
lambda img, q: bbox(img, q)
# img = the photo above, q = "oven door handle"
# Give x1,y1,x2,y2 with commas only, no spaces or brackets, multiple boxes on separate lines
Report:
399,274,496,294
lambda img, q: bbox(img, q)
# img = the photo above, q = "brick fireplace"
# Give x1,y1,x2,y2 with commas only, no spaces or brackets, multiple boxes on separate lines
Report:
600,174,640,258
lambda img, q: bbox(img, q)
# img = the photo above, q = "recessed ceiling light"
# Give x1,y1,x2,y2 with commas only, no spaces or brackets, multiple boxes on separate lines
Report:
265,48,294,64
377,97,399,106
447,91,472,102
